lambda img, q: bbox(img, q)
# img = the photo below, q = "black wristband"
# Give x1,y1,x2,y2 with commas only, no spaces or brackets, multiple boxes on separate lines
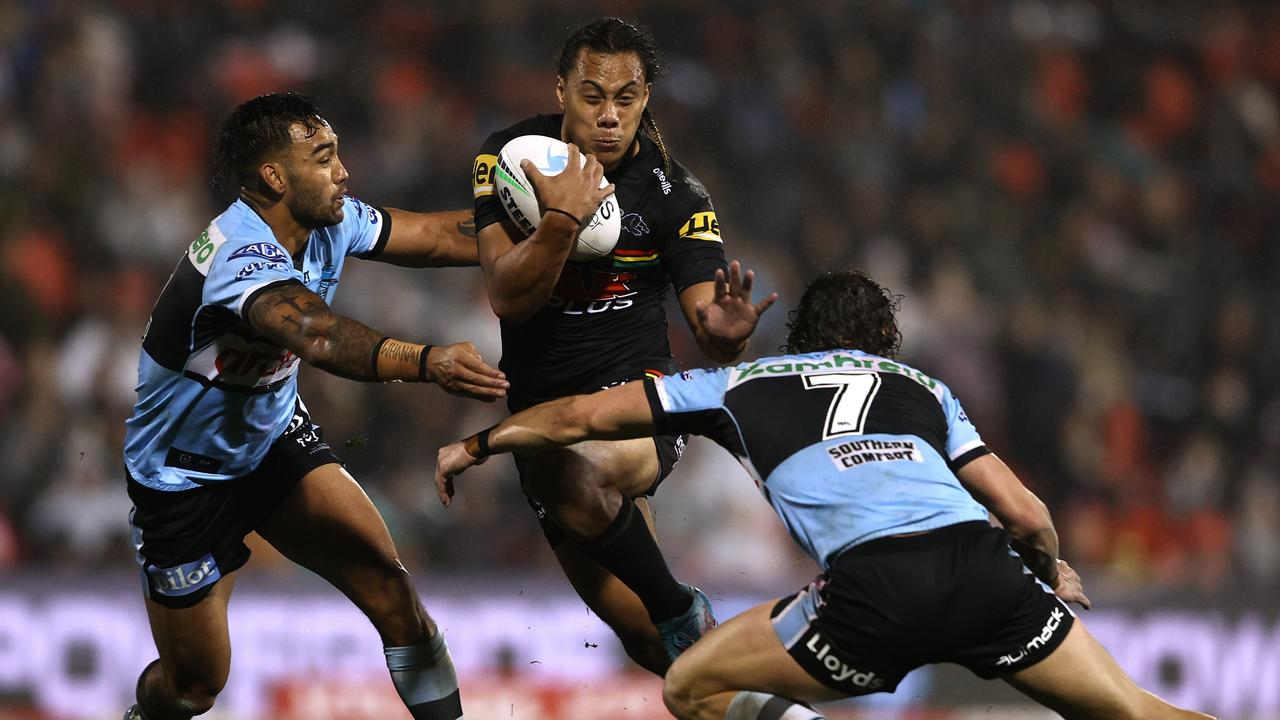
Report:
418,344,433,382
544,207,583,226
475,426,494,457
371,336,390,382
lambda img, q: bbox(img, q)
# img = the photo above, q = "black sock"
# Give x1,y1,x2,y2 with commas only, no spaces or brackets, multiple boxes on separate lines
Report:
578,499,692,623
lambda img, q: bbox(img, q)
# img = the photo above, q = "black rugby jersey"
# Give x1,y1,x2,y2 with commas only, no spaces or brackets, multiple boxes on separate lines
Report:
473,113,726,405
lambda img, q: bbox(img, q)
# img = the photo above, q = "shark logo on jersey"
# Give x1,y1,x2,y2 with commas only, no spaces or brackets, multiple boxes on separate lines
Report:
228,243,290,264
622,212,650,237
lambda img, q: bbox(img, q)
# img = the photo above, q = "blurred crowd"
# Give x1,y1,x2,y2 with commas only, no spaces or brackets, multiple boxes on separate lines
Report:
1,0,1277,602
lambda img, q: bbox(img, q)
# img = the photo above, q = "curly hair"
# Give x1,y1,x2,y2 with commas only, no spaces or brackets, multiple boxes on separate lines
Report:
783,270,904,358
212,91,325,191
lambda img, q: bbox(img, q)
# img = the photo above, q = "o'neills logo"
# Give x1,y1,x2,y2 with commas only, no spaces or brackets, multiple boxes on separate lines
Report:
997,606,1066,666
804,634,885,689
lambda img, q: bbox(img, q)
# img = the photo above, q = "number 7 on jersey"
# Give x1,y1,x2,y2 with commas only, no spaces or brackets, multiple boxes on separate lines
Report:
803,372,882,439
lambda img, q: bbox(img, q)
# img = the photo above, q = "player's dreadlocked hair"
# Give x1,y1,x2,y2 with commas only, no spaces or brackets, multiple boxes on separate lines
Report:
556,17,673,174
213,91,327,191
783,270,904,358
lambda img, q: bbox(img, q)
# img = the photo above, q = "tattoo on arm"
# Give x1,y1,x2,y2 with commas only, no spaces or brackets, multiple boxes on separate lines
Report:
381,339,421,366
456,215,477,238
245,283,386,381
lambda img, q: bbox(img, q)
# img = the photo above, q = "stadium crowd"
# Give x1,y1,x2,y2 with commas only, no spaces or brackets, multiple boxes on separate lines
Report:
1,0,1277,603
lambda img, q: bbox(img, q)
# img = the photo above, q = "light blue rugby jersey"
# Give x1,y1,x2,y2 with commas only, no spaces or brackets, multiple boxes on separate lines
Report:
123,196,390,491
644,349,992,568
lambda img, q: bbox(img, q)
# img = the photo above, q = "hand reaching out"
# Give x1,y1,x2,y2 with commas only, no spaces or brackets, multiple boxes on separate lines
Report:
434,441,486,507
426,342,509,401
1053,559,1091,610
697,260,778,356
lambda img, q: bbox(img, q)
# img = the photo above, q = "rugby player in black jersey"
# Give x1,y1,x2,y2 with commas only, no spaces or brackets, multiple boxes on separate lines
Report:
471,17,777,673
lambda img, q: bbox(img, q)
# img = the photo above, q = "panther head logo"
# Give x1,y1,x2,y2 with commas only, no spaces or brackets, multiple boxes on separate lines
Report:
622,212,650,237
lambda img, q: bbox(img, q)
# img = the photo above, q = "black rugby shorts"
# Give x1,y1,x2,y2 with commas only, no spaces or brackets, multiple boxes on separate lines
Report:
126,400,341,609
769,522,1075,695
511,359,687,546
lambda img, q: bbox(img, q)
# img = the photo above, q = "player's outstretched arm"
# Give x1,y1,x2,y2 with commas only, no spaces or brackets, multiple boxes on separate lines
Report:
678,260,778,363
434,381,654,505
956,454,1090,608
479,144,615,323
245,281,509,399
365,209,482,268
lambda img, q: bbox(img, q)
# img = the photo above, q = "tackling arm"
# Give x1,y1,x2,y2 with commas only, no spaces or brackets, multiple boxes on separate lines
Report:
956,454,1089,607
245,282,508,398
434,381,656,505
367,208,480,268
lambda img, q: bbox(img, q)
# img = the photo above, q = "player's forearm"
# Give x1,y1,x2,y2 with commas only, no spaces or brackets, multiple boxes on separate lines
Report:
296,315,430,383
470,398,589,456
486,214,579,321
1009,526,1061,589
379,209,478,268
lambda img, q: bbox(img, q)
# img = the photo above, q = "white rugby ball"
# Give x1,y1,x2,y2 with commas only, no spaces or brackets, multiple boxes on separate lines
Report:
494,134,621,261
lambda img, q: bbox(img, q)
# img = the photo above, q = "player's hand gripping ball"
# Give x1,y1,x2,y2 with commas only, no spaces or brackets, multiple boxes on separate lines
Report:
495,135,621,261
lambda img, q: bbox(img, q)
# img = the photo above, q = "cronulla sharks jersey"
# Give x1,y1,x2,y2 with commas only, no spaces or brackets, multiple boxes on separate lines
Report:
644,349,992,568
123,197,390,491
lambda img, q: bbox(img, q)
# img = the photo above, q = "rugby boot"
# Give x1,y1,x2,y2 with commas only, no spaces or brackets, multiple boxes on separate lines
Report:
655,583,717,661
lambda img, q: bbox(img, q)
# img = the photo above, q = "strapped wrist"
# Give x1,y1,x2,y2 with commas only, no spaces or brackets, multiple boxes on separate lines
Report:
418,344,433,383
371,337,391,381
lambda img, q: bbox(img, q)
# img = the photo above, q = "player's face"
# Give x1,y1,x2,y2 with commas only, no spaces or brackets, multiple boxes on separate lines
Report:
282,121,348,228
557,50,650,171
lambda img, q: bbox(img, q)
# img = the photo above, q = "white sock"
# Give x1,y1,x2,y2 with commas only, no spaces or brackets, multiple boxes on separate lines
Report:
385,633,464,720
725,690,824,719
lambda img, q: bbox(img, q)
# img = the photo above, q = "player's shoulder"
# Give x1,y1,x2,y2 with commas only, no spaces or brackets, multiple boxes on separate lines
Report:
189,201,285,276
664,155,712,205
479,113,562,150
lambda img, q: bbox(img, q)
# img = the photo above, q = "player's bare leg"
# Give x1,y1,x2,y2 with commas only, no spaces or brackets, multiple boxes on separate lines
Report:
1005,620,1216,720
524,437,715,668
662,601,843,720
255,463,461,720
130,572,238,719
553,539,670,674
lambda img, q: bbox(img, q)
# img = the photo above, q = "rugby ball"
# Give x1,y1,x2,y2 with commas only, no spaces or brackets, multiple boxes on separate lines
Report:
494,135,621,261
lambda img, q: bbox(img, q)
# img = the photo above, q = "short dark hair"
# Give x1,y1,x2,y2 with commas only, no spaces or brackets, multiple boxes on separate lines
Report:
784,270,903,357
212,92,325,190
555,17,664,83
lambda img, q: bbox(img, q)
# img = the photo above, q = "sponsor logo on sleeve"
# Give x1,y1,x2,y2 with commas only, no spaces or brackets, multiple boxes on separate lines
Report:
677,211,721,243
188,224,229,276
228,242,290,264
235,260,288,280
473,154,498,197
